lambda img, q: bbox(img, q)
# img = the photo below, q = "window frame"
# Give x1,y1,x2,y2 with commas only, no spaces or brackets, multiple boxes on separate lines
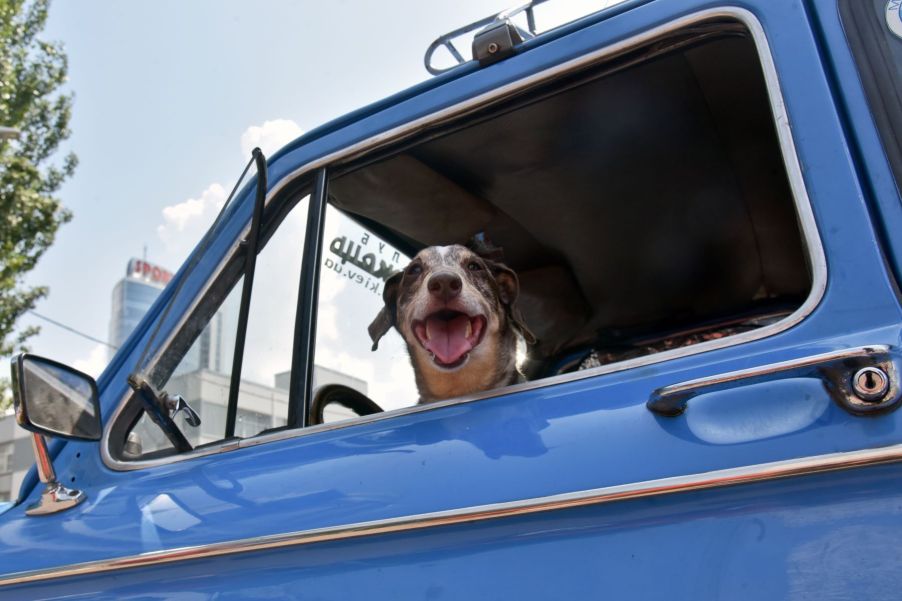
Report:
103,174,317,463
289,169,329,428
101,6,827,471
838,0,902,196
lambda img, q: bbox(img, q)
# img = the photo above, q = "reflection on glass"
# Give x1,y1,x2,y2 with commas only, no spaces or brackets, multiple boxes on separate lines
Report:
129,413,174,455
313,205,418,413
20,358,100,440
235,197,309,436
138,195,310,449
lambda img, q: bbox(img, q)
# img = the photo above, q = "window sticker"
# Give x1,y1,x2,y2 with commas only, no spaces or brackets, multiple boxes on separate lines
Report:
886,0,902,39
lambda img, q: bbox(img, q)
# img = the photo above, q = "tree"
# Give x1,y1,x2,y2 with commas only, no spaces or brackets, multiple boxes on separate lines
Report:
0,0,76,410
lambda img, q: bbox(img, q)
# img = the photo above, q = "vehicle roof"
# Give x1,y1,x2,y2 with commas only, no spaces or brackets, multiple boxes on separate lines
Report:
267,0,651,168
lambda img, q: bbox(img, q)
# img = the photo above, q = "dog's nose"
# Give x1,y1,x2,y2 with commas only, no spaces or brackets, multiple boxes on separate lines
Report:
427,272,462,302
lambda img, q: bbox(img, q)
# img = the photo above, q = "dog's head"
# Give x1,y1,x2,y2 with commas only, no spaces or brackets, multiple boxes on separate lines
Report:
369,244,535,402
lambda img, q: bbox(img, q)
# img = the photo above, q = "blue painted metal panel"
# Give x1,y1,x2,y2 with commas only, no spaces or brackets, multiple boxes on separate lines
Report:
805,0,902,288
8,464,902,599
2,0,901,598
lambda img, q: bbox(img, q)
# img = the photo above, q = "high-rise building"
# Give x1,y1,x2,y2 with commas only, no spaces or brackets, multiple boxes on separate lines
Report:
108,259,173,351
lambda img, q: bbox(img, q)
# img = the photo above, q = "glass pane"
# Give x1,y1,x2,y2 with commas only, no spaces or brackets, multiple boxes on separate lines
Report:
234,198,309,436
164,278,243,446
128,412,175,456
128,194,308,453
313,205,418,414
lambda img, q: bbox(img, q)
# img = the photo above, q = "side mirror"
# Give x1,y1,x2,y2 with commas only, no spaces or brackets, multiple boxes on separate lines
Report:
10,354,101,516
13,354,101,441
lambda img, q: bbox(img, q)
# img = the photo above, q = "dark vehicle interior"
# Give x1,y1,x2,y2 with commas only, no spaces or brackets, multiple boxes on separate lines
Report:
328,18,812,379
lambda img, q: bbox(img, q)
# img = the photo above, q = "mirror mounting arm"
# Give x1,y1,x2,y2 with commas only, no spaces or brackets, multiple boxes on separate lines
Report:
10,353,102,516
25,433,87,516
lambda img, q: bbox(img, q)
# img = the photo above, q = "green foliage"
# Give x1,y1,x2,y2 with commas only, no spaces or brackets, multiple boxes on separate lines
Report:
0,0,75,410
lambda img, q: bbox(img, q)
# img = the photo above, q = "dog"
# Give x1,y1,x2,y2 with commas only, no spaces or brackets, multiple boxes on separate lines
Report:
368,244,535,403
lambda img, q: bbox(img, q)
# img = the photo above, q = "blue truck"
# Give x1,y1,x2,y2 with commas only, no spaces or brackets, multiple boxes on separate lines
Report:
3,0,902,597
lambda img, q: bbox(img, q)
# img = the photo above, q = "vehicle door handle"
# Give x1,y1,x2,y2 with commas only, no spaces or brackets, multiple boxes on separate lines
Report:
647,345,900,417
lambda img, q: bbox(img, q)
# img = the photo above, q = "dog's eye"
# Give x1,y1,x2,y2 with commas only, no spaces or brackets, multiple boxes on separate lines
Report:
467,261,482,271
407,264,422,276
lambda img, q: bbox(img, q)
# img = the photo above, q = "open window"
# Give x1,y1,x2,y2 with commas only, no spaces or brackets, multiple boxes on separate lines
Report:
310,17,814,420
108,14,819,461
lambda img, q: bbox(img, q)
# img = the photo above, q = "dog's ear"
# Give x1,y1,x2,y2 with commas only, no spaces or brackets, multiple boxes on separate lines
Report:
368,271,403,351
487,261,537,345
468,234,505,263
508,303,536,345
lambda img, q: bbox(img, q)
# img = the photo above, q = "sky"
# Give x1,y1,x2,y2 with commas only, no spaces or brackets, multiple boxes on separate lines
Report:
15,0,621,388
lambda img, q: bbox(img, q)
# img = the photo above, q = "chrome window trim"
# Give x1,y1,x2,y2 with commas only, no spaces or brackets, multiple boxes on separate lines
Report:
7,442,902,588
102,6,828,471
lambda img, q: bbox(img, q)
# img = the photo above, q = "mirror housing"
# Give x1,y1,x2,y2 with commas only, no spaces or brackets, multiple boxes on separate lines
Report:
10,354,101,516
12,353,101,441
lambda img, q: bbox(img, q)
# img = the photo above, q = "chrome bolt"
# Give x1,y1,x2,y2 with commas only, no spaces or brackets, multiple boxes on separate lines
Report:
487,42,500,54
852,367,890,402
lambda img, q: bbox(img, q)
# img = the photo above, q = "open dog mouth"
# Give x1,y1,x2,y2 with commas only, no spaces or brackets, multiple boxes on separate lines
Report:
412,310,486,368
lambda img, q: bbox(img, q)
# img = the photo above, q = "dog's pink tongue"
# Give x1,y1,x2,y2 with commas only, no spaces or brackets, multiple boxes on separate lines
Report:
425,314,474,364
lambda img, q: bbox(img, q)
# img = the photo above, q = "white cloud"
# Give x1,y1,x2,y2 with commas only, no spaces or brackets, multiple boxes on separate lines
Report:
239,204,308,386
315,215,350,342
74,344,110,379
155,119,305,266
316,302,340,342
240,119,303,158
368,354,418,410
156,183,227,263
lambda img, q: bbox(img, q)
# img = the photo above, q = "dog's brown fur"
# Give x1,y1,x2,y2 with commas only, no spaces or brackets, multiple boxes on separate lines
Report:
369,245,534,403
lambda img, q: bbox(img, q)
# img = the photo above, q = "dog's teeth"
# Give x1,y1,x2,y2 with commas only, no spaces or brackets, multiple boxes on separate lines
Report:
465,321,472,338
